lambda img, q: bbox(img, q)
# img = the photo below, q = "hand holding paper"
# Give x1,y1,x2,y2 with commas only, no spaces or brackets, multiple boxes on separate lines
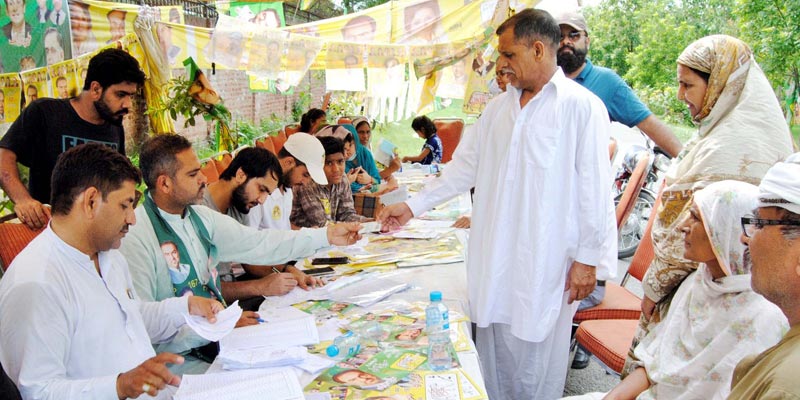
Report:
184,300,242,342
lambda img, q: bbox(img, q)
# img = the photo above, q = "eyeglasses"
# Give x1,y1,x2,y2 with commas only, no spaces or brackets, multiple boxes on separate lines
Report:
561,31,584,41
740,216,800,237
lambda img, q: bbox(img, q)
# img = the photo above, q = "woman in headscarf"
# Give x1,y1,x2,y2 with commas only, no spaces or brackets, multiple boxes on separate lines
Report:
573,181,787,400
351,117,401,182
631,35,794,371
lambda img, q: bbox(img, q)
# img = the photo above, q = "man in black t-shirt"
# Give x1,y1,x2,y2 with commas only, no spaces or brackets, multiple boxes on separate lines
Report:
0,48,145,230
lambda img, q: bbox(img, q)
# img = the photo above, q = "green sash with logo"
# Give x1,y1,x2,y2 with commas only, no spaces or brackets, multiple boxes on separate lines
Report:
142,190,225,306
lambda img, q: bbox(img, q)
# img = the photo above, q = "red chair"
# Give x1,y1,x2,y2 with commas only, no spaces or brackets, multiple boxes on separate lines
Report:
270,130,288,153
432,118,464,163
212,152,232,175
609,137,618,163
255,136,276,154
200,160,220,183
0,215,48,272
284,124,301,137
572,188,664,375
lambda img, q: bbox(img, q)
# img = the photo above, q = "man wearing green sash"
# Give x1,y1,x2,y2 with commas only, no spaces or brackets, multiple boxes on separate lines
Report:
203,147,322,310
120,134,362,375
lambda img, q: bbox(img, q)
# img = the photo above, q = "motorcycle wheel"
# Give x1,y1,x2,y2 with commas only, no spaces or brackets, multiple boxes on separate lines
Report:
616,190,656,259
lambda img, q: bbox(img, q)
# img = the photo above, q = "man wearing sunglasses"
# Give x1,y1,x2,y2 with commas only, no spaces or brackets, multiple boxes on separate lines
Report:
730,152,800,398
555,11,681,158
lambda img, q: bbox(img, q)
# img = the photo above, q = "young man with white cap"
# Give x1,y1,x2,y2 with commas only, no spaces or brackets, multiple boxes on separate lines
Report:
729,152,800,398
248,132,328,231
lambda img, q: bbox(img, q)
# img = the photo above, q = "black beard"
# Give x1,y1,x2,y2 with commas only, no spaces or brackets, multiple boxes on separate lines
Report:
94,97,125,125
231,183,251,214
557,46,588,74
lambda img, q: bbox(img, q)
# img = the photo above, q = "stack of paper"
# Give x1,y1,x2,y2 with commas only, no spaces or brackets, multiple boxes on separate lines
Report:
183,300,242,341
218,346,307,370
174,368,304,400
219,314,319,353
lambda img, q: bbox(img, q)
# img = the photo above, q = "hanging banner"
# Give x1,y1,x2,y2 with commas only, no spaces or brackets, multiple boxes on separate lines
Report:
286,2,392,44
0,0,72,72
67,0,135,58
0,73,22,122
230,1,284,28
20,66,49,106
47,58,77,99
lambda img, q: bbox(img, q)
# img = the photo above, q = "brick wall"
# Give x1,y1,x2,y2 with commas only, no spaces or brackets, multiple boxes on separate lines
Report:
130,68,327,151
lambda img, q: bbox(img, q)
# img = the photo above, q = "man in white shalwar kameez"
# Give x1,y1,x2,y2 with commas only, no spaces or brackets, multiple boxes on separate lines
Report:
0,144,224,400
379,9,616,399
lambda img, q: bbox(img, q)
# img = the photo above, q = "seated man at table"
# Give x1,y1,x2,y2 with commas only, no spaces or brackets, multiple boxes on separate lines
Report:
291,136,370,228
202,146,321,310
0,143,223,399
248,132,328,231
120,134,362,375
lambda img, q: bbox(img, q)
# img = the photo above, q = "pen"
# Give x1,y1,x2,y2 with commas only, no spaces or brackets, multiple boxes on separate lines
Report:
272,266,281,274
257,318,266,323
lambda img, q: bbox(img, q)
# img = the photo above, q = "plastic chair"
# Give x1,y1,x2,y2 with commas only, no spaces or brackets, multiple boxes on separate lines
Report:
0,216,48,272
200,160,220,184
255,135,276,154
284,124,301,137
212,152,232,175
432,118,464,163
270,130,288,153
572,180,660,323
337,117,352,125
609,137,618,163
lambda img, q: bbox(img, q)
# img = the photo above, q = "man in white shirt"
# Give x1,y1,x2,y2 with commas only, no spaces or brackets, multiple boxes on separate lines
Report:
379,9,616,399
120,134,361,375
0,143,223,400
202,146,321,309
248,132,328,231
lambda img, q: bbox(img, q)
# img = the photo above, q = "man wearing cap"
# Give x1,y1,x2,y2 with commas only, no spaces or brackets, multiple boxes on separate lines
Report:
555,10,682,158
729,153,800,399
248,132,328,231
201,146,321,309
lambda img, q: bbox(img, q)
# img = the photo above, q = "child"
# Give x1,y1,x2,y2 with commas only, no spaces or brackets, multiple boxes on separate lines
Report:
291,136,369,227
402,115,442,165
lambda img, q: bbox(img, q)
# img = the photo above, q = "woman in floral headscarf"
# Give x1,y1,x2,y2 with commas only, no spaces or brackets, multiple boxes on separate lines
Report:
630,35,794,371
578,181,787,400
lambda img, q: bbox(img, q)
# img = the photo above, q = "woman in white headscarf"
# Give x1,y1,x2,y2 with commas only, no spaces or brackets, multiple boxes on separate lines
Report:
597,181,787,399
631,36,794,371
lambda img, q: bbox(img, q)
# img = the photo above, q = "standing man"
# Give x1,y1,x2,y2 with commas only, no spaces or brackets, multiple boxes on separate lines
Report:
729,153,800,398
202,146,321,308
120,134,361,375
556,10,682,158
379,9,615,399
0,48,144,230
0,143,223,400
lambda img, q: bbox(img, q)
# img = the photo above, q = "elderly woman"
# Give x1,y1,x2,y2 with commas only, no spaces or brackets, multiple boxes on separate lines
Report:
573,181,787,400
631,35,794,370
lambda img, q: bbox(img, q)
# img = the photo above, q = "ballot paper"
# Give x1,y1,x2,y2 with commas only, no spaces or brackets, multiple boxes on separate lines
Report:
219,314,319,352
259,273,372,309
174,368,304,400
328,276,410,307
219,346,307,370
183,300,242,341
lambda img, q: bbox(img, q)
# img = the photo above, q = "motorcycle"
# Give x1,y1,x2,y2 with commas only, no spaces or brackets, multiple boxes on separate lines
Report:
613,134,672,259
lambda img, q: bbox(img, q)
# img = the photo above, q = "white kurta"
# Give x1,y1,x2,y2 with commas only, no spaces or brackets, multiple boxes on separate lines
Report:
0,227,188,400
406,69,615,397
247,188,293,231
120,200,329,367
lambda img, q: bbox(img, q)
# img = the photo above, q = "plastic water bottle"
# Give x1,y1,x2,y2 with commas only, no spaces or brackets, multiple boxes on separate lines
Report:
425,291,452,371
326,331,362,360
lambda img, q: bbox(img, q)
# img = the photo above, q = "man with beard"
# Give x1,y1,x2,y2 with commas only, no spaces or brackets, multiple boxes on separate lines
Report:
556,11,681,159
121,134,362,375
0,48,145,230
201,147,322,310
248,132,327,231
556,10,683,370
